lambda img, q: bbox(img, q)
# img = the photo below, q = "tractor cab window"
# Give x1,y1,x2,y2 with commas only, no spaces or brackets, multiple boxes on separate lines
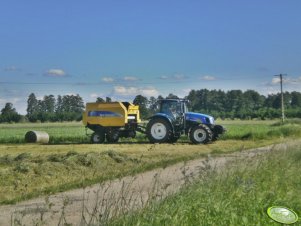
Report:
161,101,182,118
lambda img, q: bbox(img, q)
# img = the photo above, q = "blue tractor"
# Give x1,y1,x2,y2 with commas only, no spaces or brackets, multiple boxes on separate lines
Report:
146,99,225,144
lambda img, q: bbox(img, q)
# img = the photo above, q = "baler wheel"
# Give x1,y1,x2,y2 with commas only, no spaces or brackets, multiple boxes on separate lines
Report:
91,131,105,144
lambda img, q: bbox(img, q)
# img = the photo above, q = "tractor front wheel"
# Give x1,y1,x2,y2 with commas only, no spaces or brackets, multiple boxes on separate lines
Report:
146,118,171,143
189,124,213,144
91,131,105,144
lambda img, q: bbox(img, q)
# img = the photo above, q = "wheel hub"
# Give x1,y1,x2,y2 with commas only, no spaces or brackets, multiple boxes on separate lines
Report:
93,134,100,142
151,122,167,140
193,129,206,142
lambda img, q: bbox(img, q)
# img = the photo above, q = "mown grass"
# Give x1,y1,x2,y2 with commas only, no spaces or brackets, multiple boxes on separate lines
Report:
0,140,270,205
110,143,301,226
0,120,301,205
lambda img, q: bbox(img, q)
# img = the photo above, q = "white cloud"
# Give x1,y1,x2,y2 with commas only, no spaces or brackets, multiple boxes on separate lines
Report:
201,75,216,81
269,76,301,86
173,74,187,80
90,93,99,99
45,69,66,77
142,87,159,97
123,76,139,81
284,76,301,85
113,86,138,96
159,75,169,80
102,77,115,83
113,86,158,97
272,77,280,84
4,66,19,72
158,74,187,80
90,93,105,99
182,88,192,95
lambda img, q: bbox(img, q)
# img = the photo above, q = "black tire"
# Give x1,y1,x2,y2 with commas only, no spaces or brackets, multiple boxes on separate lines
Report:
189,124,213,144
212,125,224,141
168,135,179,143
211,134,219,141
106,131,119,143
146,118,172,143
91,131,105,144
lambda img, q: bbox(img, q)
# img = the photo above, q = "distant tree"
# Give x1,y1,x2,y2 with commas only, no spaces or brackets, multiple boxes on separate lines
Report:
0,103,21,123
96,97,105,103
106,97,112,103
291,91,301,108
157,95,164,101
133,95,149,119
43,95,56,113
265,94,278,108
148,96,158,114
56,95,63,113
226,90,243,114
60,94,84,121
166,93,179,99
26,93,38,121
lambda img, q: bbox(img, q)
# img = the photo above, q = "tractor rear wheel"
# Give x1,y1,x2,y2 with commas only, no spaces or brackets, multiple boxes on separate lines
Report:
146,118,171,143
91,131,105,144
189,124,213,144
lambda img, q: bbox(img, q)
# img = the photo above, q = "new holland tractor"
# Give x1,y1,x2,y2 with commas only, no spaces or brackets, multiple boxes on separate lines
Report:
82,99,225,144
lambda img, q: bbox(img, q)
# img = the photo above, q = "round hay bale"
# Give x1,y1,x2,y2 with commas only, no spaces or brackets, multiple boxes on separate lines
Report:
25,131,49,144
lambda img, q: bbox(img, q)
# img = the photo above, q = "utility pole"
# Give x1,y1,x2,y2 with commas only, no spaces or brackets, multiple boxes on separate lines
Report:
274,74,286,123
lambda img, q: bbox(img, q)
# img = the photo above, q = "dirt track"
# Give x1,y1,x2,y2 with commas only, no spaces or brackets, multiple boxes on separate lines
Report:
0,141,299,226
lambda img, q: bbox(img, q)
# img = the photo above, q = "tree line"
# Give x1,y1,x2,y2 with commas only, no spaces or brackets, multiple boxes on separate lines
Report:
1,89,301,123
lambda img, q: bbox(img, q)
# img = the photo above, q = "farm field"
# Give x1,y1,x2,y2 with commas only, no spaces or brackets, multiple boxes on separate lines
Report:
0,120,301,205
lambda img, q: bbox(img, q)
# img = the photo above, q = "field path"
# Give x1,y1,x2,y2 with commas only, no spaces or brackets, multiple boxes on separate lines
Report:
0,141,299,225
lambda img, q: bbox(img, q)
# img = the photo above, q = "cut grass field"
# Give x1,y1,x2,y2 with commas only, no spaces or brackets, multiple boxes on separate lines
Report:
0,119,301,205
110,141,301,225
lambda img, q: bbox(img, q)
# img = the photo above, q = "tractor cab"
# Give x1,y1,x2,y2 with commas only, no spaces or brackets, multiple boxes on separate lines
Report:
159,99,187,121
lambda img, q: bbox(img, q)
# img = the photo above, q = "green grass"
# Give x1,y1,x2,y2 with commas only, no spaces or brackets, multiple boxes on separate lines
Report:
1,119,301,144
221,119,301,140
0,122,88,144
110,143,301,226
1,120,301,205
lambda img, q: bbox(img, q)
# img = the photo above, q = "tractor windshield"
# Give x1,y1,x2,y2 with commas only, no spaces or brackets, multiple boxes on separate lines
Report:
160,101,182,118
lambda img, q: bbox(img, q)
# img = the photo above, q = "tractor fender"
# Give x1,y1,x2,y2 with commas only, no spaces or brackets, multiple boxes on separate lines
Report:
147,113,175,133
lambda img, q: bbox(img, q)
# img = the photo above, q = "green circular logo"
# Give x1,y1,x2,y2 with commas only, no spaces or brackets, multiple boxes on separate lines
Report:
267,206,298,224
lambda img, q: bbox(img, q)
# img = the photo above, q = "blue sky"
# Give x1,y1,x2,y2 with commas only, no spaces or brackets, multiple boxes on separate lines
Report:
1,0,301,114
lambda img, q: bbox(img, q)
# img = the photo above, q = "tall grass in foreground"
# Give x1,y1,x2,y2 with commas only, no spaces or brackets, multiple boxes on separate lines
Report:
110,144,301,225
